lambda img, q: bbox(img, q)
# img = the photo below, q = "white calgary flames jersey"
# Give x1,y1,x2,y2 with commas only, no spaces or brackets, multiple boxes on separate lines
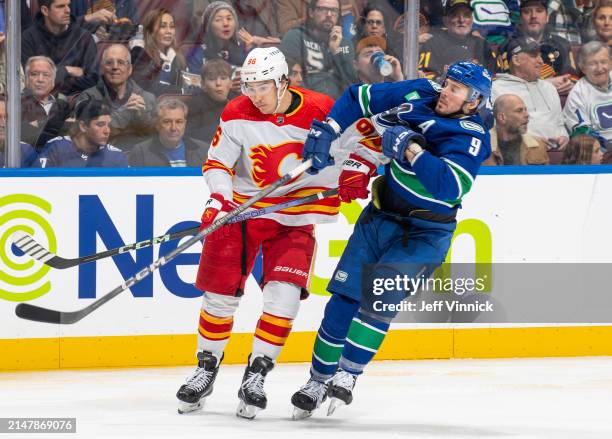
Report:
202,86,345,226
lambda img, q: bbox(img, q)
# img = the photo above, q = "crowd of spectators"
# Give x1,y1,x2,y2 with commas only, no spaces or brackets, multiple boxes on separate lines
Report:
1,0,612,168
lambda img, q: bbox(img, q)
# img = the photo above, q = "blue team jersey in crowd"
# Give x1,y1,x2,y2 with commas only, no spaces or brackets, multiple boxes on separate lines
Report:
34,136,128,168
329,78,491,215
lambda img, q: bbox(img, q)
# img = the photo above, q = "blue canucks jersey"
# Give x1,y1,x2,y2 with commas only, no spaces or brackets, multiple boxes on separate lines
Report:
34,136,128,168
329,78,491,215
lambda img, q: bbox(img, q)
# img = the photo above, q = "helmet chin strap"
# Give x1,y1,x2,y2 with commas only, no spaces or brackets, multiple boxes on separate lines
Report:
273,81,289,114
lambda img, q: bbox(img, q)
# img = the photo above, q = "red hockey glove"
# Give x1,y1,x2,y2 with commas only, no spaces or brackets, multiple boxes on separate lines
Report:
200,193,237,238
338,154,377,203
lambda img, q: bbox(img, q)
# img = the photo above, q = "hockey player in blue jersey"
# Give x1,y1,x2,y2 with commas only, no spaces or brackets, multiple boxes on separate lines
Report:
34,100,128,168
291,61,492,419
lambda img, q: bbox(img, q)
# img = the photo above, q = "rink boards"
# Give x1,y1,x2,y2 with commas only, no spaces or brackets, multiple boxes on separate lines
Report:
2,166,612,370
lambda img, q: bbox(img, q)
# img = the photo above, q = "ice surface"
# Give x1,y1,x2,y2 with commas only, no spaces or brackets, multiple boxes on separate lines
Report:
1,357,611,439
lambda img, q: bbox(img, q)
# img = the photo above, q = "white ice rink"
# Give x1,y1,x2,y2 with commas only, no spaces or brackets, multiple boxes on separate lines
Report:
2,357,611,439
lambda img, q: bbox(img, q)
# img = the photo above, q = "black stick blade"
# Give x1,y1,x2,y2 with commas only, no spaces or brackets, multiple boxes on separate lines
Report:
14,303,81,325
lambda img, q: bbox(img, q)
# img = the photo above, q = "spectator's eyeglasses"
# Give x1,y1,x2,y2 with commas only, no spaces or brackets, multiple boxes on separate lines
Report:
241,81,275,97
314,6,340,16
103,59,131,68
366,19,383,26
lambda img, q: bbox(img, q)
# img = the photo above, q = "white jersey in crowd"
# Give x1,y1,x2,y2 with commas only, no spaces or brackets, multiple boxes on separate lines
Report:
563,72,612,145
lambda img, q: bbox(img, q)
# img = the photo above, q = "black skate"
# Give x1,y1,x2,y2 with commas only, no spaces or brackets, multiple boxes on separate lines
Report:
327,369,357,416
176,351,222,414
291,378,328,420
236,355,274,419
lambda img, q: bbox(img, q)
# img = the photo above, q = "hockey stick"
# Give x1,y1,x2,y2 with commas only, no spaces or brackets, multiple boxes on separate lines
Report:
12,188,338,270
15,160,314,325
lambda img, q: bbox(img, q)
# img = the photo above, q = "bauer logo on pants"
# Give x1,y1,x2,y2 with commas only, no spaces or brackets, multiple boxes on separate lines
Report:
0,194,56,302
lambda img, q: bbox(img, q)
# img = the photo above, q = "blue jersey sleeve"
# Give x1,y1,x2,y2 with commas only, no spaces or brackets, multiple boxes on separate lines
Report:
410,124,490,201
328,79,440,132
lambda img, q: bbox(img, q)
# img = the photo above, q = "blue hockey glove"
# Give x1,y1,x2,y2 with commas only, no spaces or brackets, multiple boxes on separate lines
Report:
302,119,338,175
382,125,426,164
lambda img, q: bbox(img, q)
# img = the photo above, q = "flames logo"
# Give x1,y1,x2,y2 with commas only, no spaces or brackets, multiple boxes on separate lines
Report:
250,142,304,188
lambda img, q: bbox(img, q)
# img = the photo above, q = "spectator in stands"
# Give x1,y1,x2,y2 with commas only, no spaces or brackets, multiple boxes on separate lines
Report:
130,9,187,97
287,56,305,86
186,2,246,76
353,2,402,59
129,97,208,167
21,0,99,96
0,32,25,95
34,100,127,168
76,44,155,151
187,58,233,143
234,1,281,42
564,41,612,149
492,36,569,148
547,0,584,45
562,134,604,164
0,98,38,168
484,93,549,165
471,0,520,46
589,2,612,47
351,35,403,84
280,0,354,98
276,0,312,36
418,0,496,82
71,0,139,41
498,0,576,96
21,56,71,151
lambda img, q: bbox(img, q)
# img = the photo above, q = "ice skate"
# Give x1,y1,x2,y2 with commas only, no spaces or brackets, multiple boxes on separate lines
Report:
291,378,328,420
176,351,221,414
327,369,357,416
236,355,274,419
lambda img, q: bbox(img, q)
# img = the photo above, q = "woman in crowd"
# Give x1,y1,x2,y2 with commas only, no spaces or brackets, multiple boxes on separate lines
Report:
130,9,187,96
185,1,246,76
562,135,604,164
353,2,402,59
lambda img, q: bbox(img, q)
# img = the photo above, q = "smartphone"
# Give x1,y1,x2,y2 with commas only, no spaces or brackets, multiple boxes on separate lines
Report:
547,138,560,149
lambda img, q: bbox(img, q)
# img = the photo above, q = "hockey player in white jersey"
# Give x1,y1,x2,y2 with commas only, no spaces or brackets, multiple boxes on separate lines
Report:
175,47,343,419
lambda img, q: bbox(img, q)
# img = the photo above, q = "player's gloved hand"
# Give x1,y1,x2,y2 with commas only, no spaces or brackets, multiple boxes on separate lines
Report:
338,154,377,203
382,125,426,164
199,193,237,239
302,119,338,175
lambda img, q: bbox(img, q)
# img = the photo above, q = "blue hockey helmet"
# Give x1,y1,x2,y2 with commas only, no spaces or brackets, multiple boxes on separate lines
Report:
444,61,492,109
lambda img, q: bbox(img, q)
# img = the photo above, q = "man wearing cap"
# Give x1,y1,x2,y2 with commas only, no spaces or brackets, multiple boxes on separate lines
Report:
418,0,496,82
350,36,403,84
280,0,354,98
492,35,569,149
33,100,128,168
498,0,576,95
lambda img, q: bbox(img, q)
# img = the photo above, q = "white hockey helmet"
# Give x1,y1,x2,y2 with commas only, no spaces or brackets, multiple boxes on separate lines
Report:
240,47,289,89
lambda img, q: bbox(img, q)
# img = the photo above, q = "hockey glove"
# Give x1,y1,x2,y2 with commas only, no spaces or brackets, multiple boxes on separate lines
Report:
302,119,338,175
200,193,238,240
338,154,377,203
382,125,426,164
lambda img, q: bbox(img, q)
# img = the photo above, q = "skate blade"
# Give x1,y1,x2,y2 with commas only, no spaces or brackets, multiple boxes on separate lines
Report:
327,397,345,416
177,399,204,414
236,400,261,419
292,407,313,421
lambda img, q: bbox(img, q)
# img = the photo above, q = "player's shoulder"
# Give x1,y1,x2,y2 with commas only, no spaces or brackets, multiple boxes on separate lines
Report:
43,136,74,150
437,114,488,138
220,95,263,122
292,86,334,116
